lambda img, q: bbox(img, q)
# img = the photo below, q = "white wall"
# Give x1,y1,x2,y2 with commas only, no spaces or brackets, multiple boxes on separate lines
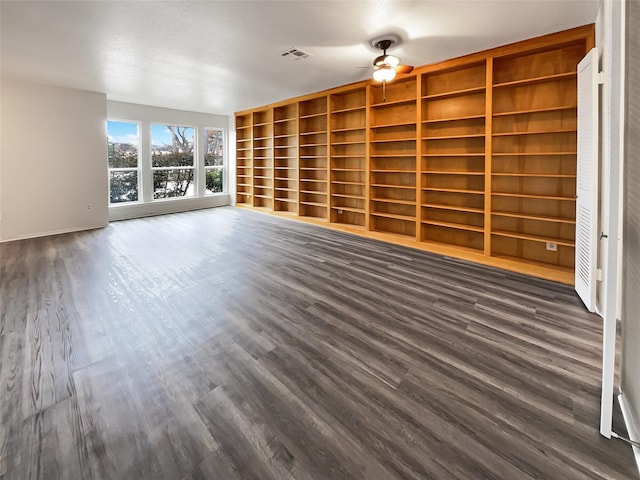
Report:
622,0,640,465
107,101,231,221
0,80,108,242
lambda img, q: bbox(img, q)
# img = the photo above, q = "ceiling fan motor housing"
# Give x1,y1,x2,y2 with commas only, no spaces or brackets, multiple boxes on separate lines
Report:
371,35,401,68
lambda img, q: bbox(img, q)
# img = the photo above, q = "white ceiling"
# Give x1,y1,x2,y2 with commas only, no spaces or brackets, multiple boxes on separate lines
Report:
1,0,599,115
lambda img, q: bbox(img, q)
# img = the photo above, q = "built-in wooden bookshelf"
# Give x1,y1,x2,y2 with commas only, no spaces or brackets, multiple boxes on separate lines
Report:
273,103,298,214
252,109,273,209
233,25,594,284
298,96,329,220
368,77,418,239
235,113,252,205
330,87,367,228
490,41,584,273
421,61,487,253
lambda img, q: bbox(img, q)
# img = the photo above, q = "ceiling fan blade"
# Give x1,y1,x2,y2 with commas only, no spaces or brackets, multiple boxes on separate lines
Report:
396,64,414,74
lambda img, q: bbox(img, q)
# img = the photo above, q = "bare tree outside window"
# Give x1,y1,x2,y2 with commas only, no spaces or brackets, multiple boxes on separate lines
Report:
151,125,195,199
205,128,224,194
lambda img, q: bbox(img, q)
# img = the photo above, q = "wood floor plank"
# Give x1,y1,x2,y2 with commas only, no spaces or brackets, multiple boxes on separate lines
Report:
1,206,637,479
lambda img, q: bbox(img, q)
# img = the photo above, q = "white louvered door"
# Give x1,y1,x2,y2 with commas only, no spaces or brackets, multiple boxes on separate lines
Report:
575,48,600,312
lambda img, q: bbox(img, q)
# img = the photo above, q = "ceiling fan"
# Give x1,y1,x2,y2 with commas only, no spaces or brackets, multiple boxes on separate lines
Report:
370,34,414,83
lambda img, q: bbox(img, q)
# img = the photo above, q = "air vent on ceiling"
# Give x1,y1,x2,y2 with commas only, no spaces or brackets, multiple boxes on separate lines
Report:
280,47,312,61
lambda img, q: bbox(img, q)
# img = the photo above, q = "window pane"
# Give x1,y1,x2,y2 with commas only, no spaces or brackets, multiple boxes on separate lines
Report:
110,171,139,203
107,121,138,168
205,168,223,194
151,125,194,168
205,128,224,166
153,169,195,198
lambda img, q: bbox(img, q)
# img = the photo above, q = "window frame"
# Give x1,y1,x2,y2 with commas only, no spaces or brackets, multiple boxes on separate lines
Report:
150,123,197,201
107,119,142,205
203,127,226,196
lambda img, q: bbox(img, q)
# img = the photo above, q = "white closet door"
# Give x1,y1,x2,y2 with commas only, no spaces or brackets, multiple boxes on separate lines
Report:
575,47,600,312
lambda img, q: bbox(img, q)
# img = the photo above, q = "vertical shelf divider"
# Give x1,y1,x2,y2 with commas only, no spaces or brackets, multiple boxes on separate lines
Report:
484,57,494,256
416,74,423,242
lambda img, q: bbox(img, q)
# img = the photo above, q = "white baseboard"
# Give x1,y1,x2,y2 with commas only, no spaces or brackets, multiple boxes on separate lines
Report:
108,195,231,222
618,392,640,477
0,223,107,243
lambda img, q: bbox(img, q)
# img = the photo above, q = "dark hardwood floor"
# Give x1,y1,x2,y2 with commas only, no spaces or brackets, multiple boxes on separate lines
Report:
0,206,636,479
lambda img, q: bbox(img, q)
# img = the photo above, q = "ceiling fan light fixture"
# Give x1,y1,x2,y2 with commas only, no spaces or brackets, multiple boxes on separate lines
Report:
373,66,396,82
373,53,400,68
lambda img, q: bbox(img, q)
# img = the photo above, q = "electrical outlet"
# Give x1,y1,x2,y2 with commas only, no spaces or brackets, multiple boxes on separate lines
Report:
546,242,557,251
86,203,92,211
338,209,343,214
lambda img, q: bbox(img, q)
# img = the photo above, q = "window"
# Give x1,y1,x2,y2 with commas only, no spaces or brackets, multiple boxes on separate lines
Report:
205,128,224,194
107,117,226,211
151,124,195,199
107,121,139,203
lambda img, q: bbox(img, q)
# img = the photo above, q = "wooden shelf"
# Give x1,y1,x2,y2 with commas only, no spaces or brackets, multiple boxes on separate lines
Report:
493,105,577,117
300,190,327,195
299,130,327,136
370,121,416,129
493,71,576,89
300,201,327,207
423,153,485,157
492,129,577,137
372,184,416,190
332,180,365,185
422,203,484,214
332,168,365,172
421,86,486,100
331,106,366,114
492,211,575,224
370,212,416,222
423,187,484,194
332,193,365,199
332,127,366,133
370,98,416,108
371,138,416,143
492,152,577,156
422,114,485,124
371,169,415,173
330,206,364,213
423,134,486,140
423,170,485,175
492,230,575,247
492,192,576,201
274,197,297,203
422,219,484,233
371,198,415,206
492,173,576,178
299,112,327,119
